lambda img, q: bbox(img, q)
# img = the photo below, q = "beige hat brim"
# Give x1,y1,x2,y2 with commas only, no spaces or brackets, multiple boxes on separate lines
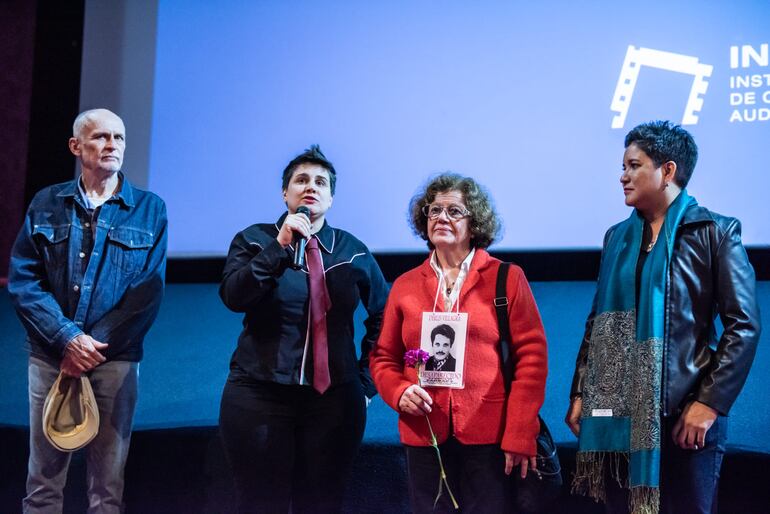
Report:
42,372,100,452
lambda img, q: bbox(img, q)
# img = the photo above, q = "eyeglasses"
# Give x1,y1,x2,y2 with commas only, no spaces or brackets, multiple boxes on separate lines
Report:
422,203,470,221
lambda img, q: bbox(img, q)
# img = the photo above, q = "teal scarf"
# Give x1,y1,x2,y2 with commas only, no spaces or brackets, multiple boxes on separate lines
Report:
572,191,696,514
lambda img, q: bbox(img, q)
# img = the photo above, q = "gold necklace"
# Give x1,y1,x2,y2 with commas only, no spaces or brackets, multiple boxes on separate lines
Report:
646,238,657,252
445,277,456,295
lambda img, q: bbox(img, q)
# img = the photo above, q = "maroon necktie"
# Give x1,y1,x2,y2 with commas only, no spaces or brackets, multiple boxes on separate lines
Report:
306,237,332,394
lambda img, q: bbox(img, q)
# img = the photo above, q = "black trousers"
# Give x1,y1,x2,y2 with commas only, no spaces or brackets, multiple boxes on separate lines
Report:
219,378,366,514
405,437,512,514
604,415,727,514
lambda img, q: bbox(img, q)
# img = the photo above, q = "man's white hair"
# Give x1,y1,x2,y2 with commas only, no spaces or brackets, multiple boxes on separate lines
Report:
72,108,122,138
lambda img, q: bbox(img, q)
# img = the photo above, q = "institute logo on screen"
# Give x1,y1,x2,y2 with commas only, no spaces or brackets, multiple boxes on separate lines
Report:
610,46,713,129
610,43,769,128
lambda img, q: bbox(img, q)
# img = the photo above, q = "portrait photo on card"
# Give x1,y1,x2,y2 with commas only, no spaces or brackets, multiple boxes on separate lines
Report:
419,312,468,388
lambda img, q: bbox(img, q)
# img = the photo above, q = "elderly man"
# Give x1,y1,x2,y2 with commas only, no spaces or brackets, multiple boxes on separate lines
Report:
9,108,167,513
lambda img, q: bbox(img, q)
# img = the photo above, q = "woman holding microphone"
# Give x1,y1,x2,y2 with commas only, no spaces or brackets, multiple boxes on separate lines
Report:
218,145,389,514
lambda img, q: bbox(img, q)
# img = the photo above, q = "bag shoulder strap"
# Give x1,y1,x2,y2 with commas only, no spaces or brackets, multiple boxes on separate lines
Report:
496,262,551,440
495,262,514,391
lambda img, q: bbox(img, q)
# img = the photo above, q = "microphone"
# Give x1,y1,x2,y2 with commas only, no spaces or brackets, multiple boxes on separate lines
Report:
292,206,311,270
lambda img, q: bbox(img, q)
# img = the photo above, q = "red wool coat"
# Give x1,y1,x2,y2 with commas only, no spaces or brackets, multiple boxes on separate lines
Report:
371,249,548,456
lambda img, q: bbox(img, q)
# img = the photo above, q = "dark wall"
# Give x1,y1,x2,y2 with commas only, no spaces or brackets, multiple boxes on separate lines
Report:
167,248,769,284
0,0,84,283
23,1,86,206
0,0,38,285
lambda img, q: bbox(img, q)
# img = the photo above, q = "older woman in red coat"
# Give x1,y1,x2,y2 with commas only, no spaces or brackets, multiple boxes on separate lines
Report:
371,173,548,513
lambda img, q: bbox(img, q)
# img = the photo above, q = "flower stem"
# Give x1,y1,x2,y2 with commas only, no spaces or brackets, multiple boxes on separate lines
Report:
416,363,459,509
424,414,459,509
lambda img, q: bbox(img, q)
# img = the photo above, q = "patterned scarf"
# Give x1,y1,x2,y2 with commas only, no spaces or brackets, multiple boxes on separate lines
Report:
572,191,696,514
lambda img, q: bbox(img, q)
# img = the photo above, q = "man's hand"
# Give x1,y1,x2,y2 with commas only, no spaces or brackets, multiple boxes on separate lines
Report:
565,397,582,437
672,400,718,450
505,452,538,479
60,334,108,377
398,384,433,416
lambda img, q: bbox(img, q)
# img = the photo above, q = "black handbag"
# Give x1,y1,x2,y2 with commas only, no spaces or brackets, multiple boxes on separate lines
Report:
495,262,563,513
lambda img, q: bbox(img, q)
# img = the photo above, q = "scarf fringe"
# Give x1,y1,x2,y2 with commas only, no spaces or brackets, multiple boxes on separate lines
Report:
572,452,629,502
630,486,660,514
571,451,625,502
572,452,660,514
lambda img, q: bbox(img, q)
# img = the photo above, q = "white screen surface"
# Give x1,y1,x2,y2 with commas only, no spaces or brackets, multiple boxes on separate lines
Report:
86,1,770,255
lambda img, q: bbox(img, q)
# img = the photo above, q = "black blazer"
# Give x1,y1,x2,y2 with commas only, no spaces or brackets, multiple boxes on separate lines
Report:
571,204,761,416
220,213,389,398
425,354,457,372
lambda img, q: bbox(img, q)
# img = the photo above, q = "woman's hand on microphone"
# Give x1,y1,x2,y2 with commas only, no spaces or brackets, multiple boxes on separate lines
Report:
277,211,312,247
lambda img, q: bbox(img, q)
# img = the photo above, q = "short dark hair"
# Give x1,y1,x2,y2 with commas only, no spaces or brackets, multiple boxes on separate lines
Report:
624,120,698,188
409,173,501,250
430,324,456,346
281,144,337,195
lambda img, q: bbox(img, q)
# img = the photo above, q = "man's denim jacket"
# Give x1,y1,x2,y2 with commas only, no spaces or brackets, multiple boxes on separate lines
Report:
8,173,167,363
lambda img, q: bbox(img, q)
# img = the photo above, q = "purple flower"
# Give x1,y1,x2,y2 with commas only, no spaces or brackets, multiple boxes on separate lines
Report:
402,348,458,508
404,349,430,368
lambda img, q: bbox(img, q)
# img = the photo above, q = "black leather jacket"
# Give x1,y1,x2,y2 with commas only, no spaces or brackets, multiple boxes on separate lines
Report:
571,205,761,416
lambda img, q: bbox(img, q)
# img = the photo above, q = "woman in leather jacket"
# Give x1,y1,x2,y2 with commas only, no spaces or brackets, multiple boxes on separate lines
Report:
565,121,760,514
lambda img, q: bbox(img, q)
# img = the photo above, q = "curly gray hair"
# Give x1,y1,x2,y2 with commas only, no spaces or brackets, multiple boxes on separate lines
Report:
408,173,501,249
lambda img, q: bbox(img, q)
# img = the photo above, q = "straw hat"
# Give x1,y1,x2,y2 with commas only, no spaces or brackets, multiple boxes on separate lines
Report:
42,372,100,452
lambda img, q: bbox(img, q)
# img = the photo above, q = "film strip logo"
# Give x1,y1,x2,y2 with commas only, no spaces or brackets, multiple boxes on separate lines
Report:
611,46,714,129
